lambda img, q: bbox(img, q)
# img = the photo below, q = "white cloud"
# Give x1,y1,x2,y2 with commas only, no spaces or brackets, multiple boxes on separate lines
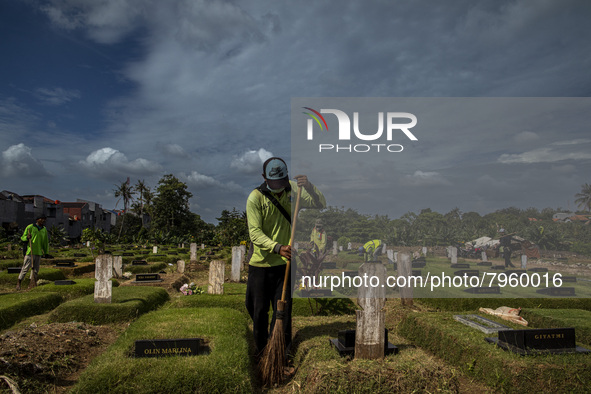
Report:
403,170,450,187
498,148,591,164
79,147,162,177
182,170,243,192
159,143,189,158
1,143,51,177
230,148,273,174
35,87,81,106
551,139,591,146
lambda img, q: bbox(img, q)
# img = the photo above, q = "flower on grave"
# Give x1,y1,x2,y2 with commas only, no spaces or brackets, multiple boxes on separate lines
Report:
179,282,204,295
123,272,132,279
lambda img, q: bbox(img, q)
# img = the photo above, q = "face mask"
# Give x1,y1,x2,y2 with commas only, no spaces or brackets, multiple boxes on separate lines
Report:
268,186,285,194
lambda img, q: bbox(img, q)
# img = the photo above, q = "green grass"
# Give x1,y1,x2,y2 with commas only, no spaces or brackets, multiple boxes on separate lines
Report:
289,315,462,393
521,308,591,346
49,286,169,324
398,311,591,393
0,291,62,330
417,297,591,312
0,267,66,285
30,278,119,301
71,307,253,393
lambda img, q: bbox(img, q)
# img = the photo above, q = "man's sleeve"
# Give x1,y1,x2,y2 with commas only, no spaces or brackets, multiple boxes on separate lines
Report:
292,180,326,209
21,225,30,242
246,191,278,253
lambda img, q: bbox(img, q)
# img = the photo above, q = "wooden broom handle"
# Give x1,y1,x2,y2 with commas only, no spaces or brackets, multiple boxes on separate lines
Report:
280,186,302,302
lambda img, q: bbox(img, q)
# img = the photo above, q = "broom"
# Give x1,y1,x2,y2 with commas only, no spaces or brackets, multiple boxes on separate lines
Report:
259,185,302,386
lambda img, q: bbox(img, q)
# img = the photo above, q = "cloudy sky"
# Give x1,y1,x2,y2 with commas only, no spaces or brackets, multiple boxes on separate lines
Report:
1,0,591,223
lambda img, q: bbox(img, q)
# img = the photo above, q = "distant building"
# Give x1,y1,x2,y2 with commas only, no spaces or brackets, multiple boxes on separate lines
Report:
0,190,115,242
552,212,591,223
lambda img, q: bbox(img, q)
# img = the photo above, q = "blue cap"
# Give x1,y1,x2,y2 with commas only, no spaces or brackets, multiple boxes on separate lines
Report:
263,157,289,189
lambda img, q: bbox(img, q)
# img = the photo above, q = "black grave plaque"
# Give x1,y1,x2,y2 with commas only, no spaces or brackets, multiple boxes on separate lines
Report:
536,287,576,297
477,261,492,266
451,263,470,269
132,260,148,265
464,286,501,294
331,329,398,357
134,338,209,358
55,280,76,285
454,270,479,277
7,267,22,274
136,273,161,282
486,328,589,355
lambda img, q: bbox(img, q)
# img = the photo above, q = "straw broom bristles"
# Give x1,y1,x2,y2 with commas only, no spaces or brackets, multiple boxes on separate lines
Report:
258,299,287,386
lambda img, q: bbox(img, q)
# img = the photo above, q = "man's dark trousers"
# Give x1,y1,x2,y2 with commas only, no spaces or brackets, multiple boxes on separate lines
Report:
245,264,292,355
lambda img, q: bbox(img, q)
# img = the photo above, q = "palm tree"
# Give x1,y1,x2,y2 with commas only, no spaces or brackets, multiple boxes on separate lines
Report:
575,183,591,212
134,179,151,227
114,180,136,241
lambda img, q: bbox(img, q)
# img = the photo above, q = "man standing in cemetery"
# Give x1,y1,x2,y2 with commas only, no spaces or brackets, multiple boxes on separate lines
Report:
499,229,516,268
309,218,327,255
245,157,326,357
360,239,385,262
16,215,49,290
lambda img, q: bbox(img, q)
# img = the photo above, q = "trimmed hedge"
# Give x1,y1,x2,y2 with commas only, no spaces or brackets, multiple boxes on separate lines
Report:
72,307,253,393
31,278,119,301
521,308,591,346
417,297,591,312
0,292,63,330
398,311,591,393
0,268,66,286
49,286,169,324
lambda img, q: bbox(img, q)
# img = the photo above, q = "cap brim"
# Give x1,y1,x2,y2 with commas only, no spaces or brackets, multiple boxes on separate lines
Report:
267,177,290,190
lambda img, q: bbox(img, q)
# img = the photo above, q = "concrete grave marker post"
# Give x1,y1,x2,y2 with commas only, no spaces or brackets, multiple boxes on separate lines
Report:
112,255,122,279
422,247,427,256
451,247,458,265
387,249,394,263
394,251,398,263
521,254,527,270
339,246,343,252
208,260,225,294
294,242,299,251
482,251,487,261
231,246,242,282
239,244,247,271
190,243,197,262
355,262,386,359
153,246,158,254
348,242,352,250
177,260,185,274
333,241,338,255
398,253,413,307
201,244,205,250
94,254,113,303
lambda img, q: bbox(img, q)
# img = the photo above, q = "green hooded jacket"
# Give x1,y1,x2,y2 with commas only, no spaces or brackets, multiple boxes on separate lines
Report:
21,224,49,256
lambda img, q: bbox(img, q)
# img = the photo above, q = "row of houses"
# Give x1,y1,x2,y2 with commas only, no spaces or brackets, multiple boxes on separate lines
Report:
0,190,119,241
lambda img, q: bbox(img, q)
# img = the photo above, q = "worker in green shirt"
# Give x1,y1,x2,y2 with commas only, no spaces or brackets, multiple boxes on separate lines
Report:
16,215,49,290
310,218,327,255
359,239,385,262
245,157,326,356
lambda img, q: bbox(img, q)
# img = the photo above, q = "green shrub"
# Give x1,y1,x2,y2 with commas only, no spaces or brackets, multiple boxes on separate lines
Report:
49,286,169,324
0,292,63,330
72,308,253,393
521,308,591,346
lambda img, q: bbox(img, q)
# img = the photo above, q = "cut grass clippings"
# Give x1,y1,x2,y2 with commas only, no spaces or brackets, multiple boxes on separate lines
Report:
71,307,253,393
49,286,169,324
0,292,62,330
398,311,591,393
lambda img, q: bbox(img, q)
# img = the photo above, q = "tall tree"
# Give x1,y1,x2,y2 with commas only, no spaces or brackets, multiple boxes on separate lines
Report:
575,183,591,212
114,180,136,241
151,174,194,236
133,179,153,227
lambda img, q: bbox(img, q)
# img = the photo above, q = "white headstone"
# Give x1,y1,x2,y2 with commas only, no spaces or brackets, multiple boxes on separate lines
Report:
208,260,225,294
239,245,246,270
201,244,205,250
294,242,299,251
398,253,413,306
177,260,185,274
153,246,158,254
387,249,394,263
356,262,386,359
333,241,338,255
347,242,352,250
190,243,197,261
112,255,122,279
422,247,427,256
521,254,527,270
231,246,242,282
481,251,487,262
339,246,343,252
94,254,113,303
451,247,458,265
394,251,398,263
